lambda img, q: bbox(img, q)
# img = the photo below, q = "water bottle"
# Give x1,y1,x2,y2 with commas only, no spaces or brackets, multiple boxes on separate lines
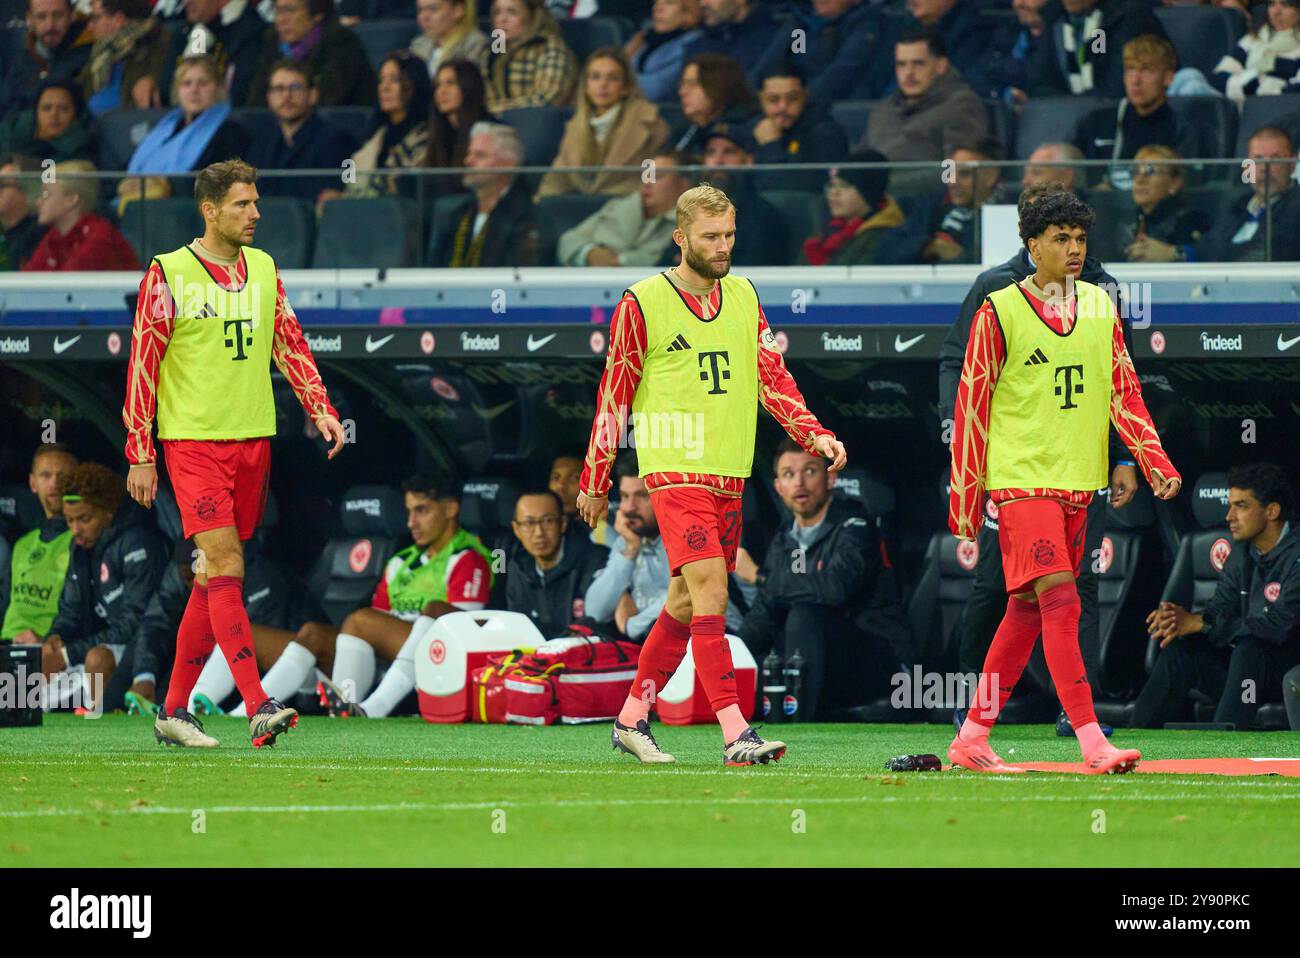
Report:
783,649,804,721
760,649,784,723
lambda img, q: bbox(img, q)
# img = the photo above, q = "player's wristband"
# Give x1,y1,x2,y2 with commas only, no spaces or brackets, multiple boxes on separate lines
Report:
1117,459,1136,467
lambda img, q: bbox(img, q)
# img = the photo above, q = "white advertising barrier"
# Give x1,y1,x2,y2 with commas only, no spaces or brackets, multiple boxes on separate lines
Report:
655,634,757,726
414,611,545,723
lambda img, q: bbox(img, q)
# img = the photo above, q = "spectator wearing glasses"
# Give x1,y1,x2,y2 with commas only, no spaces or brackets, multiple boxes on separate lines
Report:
410,0,490,77
505,489,609,640
1134,462,1300,729
244,59,358,202
246,0,374,108
1118,145,1211,262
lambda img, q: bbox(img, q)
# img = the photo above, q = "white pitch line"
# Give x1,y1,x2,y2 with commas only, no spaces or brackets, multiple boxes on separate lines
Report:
7,756,1300,788
2,790,1298,820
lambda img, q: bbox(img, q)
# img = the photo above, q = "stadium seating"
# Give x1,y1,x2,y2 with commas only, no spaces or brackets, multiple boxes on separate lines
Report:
95,108,169,172
250,196,315,269
557,15,636,64
1154,4,1246,77
1235,92,1300,155
1083,188,1134,263
534,192,612,266
984,99,1017,161
318,106,373,148
828,100,873,145
119,198,204,267
306,484,408,626
906,532,976,676
762,189,828,262
460,475,520,607
500,105,574,178
151,482,186,545
313,196,419,268
352,19,421,71
0,483,42,539
1168,96,1239,165
1014,96,1113,161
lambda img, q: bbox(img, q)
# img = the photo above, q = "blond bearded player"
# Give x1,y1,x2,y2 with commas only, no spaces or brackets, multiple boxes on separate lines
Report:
577,183,847,766
123,159,345,749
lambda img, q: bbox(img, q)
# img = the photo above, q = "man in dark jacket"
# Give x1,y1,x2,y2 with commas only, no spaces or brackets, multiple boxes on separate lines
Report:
749,60,848,194
739,439,914,719
685,0,781,90
40,462,167,710
169,0,267,110
0,0,95,116
244,58,358,202
1192,126,1300,263
900,0,1004,100
1028,0,1166,99
699,122,787,266
431,122,539,268
938,182,1137,732
106,536,327,713
756,0,890,102
505,489,608,640
1135,463,1300,729
0,155,47,271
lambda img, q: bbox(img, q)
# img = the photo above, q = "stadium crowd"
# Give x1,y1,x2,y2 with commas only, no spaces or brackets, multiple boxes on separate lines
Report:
4,0,1300,268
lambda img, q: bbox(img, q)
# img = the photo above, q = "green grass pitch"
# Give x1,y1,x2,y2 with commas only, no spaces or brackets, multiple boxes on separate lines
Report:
2,715,1298,867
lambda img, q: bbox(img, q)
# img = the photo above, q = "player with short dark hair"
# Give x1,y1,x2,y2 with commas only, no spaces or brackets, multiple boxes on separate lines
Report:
577,182,845,766
2,444,77,643
1135,462,1300,728
948,189,1181,774
310,472,495,718
123,158,345,748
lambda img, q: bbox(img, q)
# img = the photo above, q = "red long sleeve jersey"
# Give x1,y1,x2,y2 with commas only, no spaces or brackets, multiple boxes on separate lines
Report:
948,281,1179,540
123,251,339,465
578,282,834,499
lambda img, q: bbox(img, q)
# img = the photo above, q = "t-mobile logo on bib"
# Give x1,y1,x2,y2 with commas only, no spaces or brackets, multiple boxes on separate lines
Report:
1053,364,1083,409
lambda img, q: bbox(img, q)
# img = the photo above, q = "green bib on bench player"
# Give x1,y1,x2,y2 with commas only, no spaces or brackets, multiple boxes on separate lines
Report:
385,529,496,615
1,526,73,639
985,280,1113,493
154,246,279,440
628,273,759,478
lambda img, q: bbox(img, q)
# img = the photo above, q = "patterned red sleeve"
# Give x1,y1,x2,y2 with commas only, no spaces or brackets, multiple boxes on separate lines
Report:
122,261,174,466
578,293,647,498
271,272,338,422
948,299,1006,539
1109,311,1179,489
756,306,834,451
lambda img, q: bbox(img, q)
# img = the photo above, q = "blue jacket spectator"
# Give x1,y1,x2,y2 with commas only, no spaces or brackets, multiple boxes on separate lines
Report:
628,0,703,101
756,0,889,102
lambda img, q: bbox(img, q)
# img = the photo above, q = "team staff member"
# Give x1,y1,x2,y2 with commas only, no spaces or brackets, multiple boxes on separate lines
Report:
506,488,608,640
1135,463,1300,729
2,443,76,642
41,462,168,711
122,158,345,749
938,182,1137,733
576,182,846,766
948,191,1181,774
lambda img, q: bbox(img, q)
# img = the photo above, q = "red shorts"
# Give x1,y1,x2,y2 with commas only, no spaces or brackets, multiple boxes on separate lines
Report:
162,438,270,541
649,486,743,577
997,497,1088,595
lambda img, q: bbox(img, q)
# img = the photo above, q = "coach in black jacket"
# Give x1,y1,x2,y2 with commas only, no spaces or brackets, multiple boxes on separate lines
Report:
937,184,1140,718
740,440,914,720
1133,463,1300,729
105,537,325,711
505,489,609,640
43,463,167,706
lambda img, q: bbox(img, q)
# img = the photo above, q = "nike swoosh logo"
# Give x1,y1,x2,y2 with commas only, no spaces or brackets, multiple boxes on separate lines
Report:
527,333,557,352
1278,333,1300,352
53,335,81,354
365,334,394,353
471,400,517,420
894,333,925,353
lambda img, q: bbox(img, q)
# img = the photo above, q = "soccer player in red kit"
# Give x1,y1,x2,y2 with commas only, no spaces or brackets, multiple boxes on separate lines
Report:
576,183,846,766
948,191,1181,774
123,159,346,749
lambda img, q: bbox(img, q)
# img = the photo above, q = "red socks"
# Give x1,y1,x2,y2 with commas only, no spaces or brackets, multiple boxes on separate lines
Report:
625,608,692,715
206,575,268,715
164,582,215,714
689,614,737,713
968,594,1041,728
1038,581,1098,730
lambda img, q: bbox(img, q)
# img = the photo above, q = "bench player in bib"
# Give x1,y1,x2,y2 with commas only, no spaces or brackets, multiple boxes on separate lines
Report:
577,183,846,766
948,191,1181,774
123,160,346,749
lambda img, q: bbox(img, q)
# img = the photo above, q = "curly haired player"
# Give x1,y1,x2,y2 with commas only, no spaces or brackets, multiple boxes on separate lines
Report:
577,183,846,766
947,191,1181,774
122,159,345,749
